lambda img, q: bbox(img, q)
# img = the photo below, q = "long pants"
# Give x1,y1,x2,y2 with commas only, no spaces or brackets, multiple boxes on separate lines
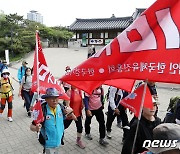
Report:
85,107,106,139
45,147,59,154
64,116,83,133
106,104,129,139
117,115,122,124
0,95,13,117
22,90,33,112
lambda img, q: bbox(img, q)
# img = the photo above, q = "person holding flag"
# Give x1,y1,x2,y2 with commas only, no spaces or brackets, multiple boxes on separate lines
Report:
30,30,71,153
30,88,72,154
121,97,161,154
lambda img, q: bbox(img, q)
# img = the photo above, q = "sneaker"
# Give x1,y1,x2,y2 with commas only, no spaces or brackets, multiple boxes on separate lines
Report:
85,134,93,140
8,117,13,122
27,111,31,118
76,140,85,149
99,138,109,146
117,122,122,128
106,131,112,139
0,113,2,117
61,139,64,145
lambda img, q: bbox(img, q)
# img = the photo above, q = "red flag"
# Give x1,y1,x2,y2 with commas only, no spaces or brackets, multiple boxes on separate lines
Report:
60,0,180,93
32,101,44,124
120,84,153,117
104,79,135,92
63,79,135,94
32,32,69,100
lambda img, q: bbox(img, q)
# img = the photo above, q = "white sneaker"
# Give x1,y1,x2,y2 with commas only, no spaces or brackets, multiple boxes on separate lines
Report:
0,113,2,117
8,117,13,122
106,131,112,139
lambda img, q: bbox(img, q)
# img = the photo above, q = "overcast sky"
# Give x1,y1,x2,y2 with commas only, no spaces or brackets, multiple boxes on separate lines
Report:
0,0,156,27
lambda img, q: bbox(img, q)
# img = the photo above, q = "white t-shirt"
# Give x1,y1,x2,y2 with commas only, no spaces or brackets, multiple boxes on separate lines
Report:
21,75,32,91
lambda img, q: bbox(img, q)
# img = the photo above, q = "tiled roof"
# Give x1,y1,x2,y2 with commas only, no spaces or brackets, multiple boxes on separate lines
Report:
132,8,146,20
69,17,133,31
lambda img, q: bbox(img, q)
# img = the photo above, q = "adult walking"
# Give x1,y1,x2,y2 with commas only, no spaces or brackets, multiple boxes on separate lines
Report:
30,88,66,154
17,60,28,84
18,67,33,117
64,85,85,149
0,69,13,122
106,86,129,142
84,86,109,146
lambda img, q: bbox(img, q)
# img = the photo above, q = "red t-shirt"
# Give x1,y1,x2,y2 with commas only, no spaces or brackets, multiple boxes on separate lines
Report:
67,88,83,117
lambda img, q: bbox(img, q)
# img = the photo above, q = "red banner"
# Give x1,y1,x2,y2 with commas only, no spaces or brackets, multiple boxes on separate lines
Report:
120,84,153,117
60,0,180,93
32,101,44,124
32,32,69,100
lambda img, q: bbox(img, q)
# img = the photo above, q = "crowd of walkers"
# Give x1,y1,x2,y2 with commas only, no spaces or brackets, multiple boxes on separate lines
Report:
0,58,180,154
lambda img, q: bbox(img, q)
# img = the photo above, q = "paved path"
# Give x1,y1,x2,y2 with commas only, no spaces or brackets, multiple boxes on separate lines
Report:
0,47,180,154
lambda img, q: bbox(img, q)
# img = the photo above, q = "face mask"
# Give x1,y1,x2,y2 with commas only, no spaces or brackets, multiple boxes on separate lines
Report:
26,72,31,76
3,74,8,79
66,70,71,73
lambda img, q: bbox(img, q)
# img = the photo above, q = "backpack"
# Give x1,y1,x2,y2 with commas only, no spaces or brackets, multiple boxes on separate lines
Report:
38,102,66,146
163,96,180,123
0,77,14,91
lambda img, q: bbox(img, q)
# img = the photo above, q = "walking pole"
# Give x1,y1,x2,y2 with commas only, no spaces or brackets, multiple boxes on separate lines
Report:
35,29,40,101
12,76,19,83
131,81,148,154
35,29,45,154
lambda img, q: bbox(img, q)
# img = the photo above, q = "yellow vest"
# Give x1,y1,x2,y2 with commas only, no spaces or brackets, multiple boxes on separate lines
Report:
0,77,13,98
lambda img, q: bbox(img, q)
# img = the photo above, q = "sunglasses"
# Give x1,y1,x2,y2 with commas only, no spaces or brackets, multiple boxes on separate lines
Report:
3,73,9,75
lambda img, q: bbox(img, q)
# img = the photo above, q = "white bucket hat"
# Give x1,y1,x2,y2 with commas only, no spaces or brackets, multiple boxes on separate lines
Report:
2,68,10,75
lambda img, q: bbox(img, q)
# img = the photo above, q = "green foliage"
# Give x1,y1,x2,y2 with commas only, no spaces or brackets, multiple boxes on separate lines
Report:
0,13,73,60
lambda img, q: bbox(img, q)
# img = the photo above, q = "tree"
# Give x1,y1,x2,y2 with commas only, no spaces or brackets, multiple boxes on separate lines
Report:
0,13,74,59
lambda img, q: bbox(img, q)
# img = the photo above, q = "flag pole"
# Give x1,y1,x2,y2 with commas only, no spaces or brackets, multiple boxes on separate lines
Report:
131,81,148,154
35,28,40,101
